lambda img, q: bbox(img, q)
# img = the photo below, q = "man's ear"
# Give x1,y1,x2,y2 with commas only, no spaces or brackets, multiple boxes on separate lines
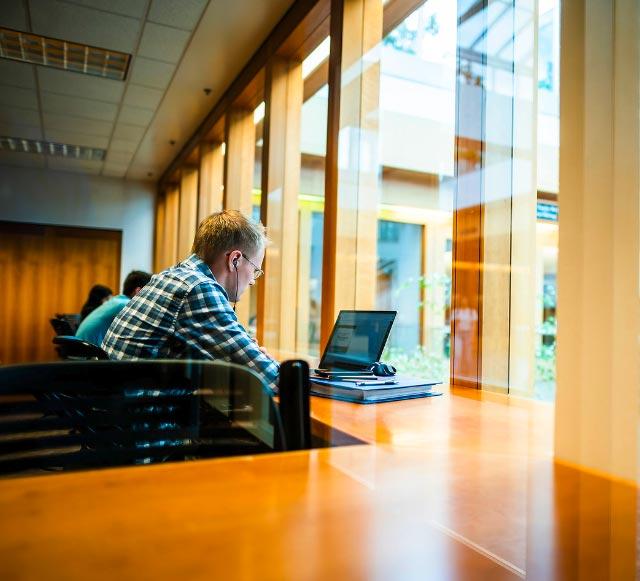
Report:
132,286,142,297
228,250,241,271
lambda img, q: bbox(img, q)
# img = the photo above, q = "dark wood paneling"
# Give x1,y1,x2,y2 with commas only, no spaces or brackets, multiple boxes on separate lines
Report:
0,222,121,364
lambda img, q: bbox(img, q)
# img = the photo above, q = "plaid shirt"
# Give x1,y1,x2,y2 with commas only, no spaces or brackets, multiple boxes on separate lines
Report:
102,254,279,391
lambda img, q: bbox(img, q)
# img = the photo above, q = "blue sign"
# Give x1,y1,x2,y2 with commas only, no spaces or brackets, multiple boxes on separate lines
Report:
537,202,558,222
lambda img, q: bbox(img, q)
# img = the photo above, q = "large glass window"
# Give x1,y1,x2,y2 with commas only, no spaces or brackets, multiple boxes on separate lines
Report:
298,38,330,357
377,0,456,382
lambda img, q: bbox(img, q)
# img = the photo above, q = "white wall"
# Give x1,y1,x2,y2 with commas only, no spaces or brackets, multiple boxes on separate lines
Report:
0,165,156,283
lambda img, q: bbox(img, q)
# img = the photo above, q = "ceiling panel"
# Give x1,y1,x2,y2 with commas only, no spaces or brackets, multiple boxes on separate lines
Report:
110,138,141,153
29,0,141,52
41,92,119,122
0,151,46,168
118,105,154,127
0,106,41,127
112,123,146,141
123,83,164,110
0,1,28,28
128,57,175,90
43,129,109,149
0,87,39,110
0,122,43,140
0,60,36,89
105,151,133,165
130,0,295,175
1,0,296,180
43,112,113,136
126,165,156,181
103,164,128,177
148,0,208,31
67,0,148,19
38,68,125,103
47,157,103,174
137,22,190,64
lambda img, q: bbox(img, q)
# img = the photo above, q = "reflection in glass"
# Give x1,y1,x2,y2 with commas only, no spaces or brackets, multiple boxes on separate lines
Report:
377,0,456,382
248,108,264,338
298,41,329,357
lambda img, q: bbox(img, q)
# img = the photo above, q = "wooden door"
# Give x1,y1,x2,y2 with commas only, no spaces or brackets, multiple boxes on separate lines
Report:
0,222,121,364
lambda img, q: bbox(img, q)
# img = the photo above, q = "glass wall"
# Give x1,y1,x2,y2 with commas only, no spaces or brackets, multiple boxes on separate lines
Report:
249,104,265,338
298,38,330,357
377,0,456,382
156,0,563,400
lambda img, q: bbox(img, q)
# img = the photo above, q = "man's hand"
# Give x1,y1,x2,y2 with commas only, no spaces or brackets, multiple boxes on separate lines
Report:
253,339,272,359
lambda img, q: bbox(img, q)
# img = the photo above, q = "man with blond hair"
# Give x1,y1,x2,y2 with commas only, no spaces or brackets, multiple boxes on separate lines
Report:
103,210,278,391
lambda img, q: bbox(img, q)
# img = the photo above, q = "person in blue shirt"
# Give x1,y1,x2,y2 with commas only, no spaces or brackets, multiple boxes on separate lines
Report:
76,270,152,347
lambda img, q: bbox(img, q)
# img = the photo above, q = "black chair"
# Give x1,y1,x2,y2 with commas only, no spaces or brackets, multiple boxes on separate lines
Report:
0,359,308,476
279,359,311,450
53,335,109,360
50,317,75,336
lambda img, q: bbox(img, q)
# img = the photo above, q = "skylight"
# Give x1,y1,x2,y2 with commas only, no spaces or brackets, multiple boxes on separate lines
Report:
0,27,131,81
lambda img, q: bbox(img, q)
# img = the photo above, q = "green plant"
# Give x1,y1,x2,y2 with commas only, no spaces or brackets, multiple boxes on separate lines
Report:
382,345,449,382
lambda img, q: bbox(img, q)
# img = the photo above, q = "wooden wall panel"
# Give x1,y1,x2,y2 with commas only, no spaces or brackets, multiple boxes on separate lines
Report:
178,167,199,260
260,56,303,358
0,222,120,364
224,108,257,328
162,185,180,269
198,142,225,223
224,108,256,217
154,191,166,273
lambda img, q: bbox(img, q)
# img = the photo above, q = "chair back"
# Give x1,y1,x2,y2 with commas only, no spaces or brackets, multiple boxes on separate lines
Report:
53,335,109,360
50,317,75,336
278,360,311,450
0,360,286,476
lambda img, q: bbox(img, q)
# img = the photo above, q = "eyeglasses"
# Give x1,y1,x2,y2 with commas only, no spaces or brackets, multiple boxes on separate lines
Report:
241,253,264,280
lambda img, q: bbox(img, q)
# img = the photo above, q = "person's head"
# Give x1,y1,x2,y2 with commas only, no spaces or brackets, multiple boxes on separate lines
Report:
192,210,268,301
80,284,113,320
122,270,152,298
86,284,113,306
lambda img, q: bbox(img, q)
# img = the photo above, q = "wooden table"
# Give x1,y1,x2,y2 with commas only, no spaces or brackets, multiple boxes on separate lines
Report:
0,387,636,580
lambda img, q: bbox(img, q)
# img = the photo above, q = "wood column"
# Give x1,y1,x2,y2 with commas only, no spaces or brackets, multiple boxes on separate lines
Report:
198,141,224,222
296,208,313,355
555,0,639,485
321,0,382,348
224,109,256,217
178,166,198,260
224,108,256,327
260,57,303,358
154,190,166,273
162,184,180,269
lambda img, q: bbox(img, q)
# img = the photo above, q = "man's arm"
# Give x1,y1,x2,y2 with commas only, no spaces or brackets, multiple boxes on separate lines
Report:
176,281,279,391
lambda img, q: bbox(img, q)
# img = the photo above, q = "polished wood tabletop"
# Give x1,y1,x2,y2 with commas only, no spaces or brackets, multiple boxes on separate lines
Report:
0,387,636,580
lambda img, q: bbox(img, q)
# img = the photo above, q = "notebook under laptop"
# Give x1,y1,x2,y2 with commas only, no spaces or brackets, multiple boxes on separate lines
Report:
317,310,397,372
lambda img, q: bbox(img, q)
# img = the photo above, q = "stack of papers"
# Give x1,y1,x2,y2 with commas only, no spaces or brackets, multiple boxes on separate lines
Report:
310,375,442,404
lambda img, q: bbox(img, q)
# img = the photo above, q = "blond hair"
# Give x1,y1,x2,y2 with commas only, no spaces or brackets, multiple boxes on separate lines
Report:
191,210,267,264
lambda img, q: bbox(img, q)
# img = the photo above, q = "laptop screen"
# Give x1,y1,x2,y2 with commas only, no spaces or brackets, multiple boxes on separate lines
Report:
319,310,397,370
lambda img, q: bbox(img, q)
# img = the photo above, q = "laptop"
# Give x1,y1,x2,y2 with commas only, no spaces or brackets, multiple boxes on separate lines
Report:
315,310,397,375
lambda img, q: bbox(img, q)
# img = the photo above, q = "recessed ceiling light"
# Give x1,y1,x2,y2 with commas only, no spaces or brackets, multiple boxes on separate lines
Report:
0,136,106,160
0,27,131,81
